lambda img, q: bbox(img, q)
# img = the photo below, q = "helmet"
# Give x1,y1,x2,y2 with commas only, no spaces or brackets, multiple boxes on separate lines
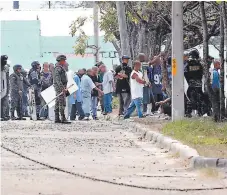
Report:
56,55,67,62
13,64,22,72
122,55,130,60
188,49,200,59
1,55,8,66
31,61,40,68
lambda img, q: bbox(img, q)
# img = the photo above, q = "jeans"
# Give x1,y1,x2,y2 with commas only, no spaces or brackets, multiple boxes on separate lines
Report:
143,86,156,113
91,96,98,118
82,95,91,117
104,93,113,113
118,93,131,115
40,106,48,118
124,98,143,119
70,101,85,120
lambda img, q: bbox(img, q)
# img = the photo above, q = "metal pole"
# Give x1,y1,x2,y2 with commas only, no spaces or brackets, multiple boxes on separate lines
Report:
171,1,184,121
13,1,19,9
93,2,99,63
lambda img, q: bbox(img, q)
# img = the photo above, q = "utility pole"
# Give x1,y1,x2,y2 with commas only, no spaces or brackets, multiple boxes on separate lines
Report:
13,1,19,9
93,1,99,64
116,1,131,66
171,2,184,121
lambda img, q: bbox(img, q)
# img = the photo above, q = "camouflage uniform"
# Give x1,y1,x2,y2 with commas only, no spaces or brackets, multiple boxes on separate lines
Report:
53,55,70,123
1,55,10,121
28,61,42,118
10,65,30,120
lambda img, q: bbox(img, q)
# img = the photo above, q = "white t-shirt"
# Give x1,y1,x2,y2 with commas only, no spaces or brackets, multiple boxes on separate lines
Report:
130,70,144,99
102,70,114,94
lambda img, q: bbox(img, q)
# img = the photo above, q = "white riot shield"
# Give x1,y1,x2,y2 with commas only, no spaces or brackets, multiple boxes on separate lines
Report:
41,70,78,121
1,71,7,99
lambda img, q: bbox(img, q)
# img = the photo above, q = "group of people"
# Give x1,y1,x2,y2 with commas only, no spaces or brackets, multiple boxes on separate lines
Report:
0,48,222,122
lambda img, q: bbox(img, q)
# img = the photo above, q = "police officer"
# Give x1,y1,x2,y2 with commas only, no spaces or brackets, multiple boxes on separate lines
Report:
21,69,29,117
1,55,10,121
184,49,204,116
10,64,30,120
115,55,132,116
53,55,71,124
28,61,42,119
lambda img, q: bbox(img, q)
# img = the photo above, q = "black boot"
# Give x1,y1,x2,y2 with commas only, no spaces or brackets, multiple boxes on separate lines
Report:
55,112,61,123
61,113,71,124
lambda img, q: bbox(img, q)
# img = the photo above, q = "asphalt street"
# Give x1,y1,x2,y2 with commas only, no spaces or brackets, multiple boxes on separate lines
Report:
1,119,227,195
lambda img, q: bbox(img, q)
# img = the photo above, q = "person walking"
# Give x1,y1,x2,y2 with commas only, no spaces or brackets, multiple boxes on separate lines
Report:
81,69,103,120
53,55,71,124
101,65,114,115
115,55,132,116
124,61,146,119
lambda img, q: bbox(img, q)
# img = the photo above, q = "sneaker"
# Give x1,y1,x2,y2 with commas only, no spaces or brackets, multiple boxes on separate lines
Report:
93,117,99,120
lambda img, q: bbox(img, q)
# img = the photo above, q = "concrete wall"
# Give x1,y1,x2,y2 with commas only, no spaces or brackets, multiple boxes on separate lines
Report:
0,20,119,72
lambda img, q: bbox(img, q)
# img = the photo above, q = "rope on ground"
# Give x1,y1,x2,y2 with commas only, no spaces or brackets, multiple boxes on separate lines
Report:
2,144,227,192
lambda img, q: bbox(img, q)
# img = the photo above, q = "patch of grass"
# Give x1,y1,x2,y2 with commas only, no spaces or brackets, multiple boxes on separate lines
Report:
162,119,227,158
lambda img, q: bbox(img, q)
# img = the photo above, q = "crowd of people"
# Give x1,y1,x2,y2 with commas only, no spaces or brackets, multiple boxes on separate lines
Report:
0,49,222,123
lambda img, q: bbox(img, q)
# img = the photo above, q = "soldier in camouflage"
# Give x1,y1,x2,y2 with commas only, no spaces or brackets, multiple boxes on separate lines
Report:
28,61,42,119
1,55,10,121
53,55,71,124
184,49,204,116
10,64,31,120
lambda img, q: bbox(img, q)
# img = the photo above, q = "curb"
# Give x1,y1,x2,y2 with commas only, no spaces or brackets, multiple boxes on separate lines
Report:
112,118,227,169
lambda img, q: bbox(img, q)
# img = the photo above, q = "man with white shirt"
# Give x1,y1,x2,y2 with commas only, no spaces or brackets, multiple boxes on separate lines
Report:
124,61,146,119
101,65,115,114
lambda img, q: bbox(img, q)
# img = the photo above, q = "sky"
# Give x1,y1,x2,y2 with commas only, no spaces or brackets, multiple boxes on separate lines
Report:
0,1,104,36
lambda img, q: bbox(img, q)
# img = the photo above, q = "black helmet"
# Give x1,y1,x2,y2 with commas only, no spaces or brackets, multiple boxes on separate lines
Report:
1,55,8,66
122,55,130,60
13,64,22,72
56,55,67,62
188,49,200,59
31,61,40,68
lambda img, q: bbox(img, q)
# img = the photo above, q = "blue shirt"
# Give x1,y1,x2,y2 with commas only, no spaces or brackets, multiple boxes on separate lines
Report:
81,74,96,97
152,64,162,95
70,75,82,104
212,69,220,89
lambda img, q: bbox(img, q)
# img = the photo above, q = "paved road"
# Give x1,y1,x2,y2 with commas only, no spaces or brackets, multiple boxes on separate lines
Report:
1,119,227,195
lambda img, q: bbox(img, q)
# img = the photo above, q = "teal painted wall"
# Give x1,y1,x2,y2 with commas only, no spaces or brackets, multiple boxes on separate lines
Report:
1,20,119,72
